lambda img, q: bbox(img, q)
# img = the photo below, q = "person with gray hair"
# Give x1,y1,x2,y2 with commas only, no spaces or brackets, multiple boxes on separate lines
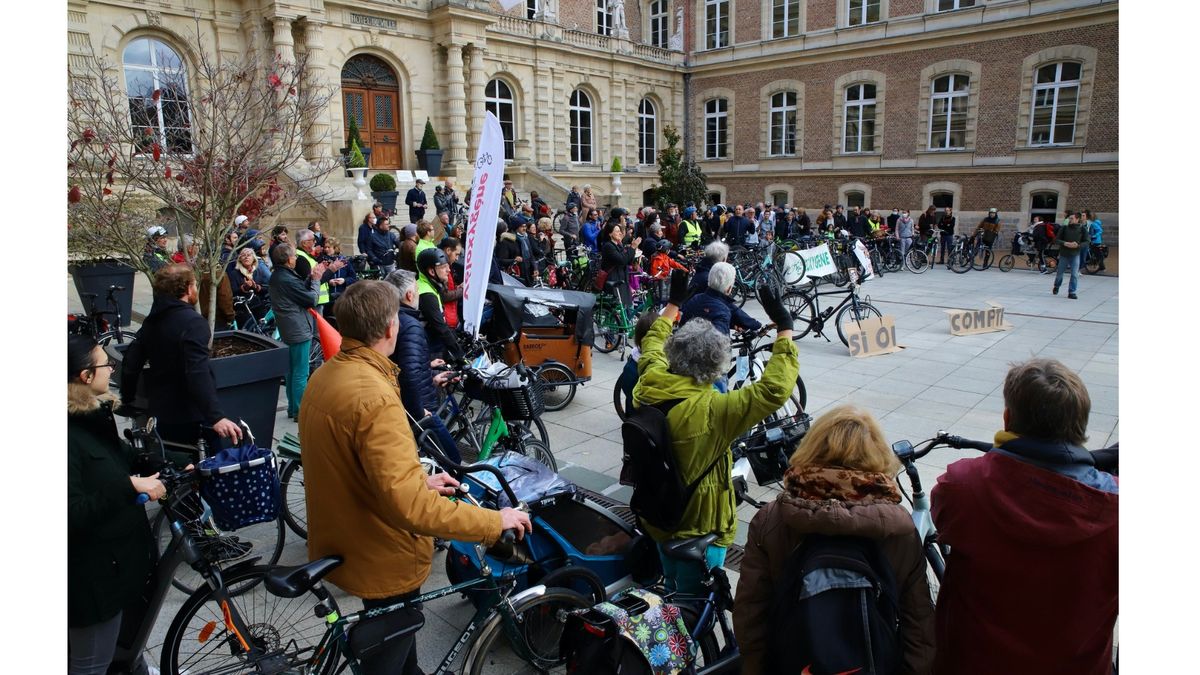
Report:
679,261,762,336
632,270,798,594
383,269,462,463
295,227,346,312
687,240,730,298
268,242,326,420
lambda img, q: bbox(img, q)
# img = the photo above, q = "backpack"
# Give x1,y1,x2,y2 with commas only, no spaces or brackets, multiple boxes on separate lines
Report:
619,399,723,532
767,535,903,675
561,588,695,675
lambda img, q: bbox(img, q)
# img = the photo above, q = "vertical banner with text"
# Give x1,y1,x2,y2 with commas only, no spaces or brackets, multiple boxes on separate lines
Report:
461,112,506,337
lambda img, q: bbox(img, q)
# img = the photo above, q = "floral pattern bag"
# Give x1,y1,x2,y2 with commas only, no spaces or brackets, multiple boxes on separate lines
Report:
589,588,695,674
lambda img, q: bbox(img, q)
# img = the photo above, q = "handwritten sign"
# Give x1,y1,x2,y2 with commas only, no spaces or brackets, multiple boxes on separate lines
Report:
796,244,838,280
846,315,902,358
945,302,1013,336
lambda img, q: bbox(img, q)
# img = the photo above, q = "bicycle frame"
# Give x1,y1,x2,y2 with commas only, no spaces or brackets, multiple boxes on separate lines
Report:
793,279,870,341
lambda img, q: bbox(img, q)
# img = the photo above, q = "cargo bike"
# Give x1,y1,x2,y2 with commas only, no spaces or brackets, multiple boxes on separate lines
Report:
486,283,597,412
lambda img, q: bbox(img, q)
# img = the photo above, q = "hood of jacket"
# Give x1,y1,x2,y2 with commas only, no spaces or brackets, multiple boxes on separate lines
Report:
500,232,516,242
68,383,116,415
146,293,197,321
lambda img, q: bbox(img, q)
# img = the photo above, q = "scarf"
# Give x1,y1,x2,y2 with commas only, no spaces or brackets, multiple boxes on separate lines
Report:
782,465,903,505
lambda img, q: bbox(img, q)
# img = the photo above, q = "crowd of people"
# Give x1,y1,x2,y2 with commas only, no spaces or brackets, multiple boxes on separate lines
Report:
69,181,1116,675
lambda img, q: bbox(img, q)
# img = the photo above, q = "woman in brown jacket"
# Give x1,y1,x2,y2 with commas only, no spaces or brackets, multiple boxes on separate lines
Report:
733,405,936,674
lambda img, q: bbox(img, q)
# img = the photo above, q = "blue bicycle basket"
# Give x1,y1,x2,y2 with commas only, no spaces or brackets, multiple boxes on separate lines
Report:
198,442,281,531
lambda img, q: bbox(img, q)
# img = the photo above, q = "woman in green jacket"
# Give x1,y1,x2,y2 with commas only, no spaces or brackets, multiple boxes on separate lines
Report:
68,335,174,675
632,272,800,593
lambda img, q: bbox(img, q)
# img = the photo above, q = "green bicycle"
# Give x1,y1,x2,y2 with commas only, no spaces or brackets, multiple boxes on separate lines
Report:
591,285,653,358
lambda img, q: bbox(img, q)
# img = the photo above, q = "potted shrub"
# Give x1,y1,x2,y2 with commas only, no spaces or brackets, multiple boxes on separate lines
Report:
415,118,444,177
370,172,399,213
341,115,372,176
348,140,369,200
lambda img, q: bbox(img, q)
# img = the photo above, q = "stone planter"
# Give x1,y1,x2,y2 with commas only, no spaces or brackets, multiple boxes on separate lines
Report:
416,148,444,177
70,258,137,326
340,146,372,177
108,330,289,447
348,167,369,200
371,189,399,214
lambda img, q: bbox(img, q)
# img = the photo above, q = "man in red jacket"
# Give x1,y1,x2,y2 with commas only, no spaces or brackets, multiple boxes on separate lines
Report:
931,358,1118,675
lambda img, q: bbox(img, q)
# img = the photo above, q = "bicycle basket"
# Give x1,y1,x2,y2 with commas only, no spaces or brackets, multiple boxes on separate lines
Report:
736,414,813,485
198,443,281,531
487,370,546,420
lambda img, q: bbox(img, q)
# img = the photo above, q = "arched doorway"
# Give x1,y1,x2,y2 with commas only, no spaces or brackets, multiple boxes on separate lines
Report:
341,55,402,169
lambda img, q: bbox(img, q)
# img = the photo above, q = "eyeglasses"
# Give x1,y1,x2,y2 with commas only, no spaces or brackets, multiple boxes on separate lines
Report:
87,361,117,371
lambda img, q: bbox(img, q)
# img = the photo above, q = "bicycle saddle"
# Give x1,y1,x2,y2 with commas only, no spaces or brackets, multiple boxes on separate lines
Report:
265,556,343,598
661,533,719,564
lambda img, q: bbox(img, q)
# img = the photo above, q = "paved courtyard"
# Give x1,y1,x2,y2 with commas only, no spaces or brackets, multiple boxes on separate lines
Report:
70,263,1118,672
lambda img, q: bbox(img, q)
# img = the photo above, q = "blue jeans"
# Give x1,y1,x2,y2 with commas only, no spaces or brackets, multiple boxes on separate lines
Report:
1054,253,1081,294
657,542,727,596
285,341,310,418
427,414,462,464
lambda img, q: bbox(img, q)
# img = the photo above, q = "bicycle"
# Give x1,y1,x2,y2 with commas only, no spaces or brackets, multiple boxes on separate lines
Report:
998,232,1048,273
230,292,278,338
125,416,286,596
592,284,652,359
782,275,884,347
162,461,596,675
69,284,132,345
945,235,974,274
905,233,940,274
967,231,995,271
728,242,787,307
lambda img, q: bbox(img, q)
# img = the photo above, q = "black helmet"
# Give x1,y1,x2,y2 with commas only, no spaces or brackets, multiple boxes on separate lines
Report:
417,247,448,272
657,239,673,252
610,207,629,218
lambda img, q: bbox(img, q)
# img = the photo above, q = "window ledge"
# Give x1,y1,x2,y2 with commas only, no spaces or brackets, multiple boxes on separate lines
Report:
916,148,972,154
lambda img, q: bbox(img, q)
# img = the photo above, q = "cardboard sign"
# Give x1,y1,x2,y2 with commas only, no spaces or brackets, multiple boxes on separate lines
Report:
846,315,903,358
945,302,1014,336
852,239,877,281
796,244,838,280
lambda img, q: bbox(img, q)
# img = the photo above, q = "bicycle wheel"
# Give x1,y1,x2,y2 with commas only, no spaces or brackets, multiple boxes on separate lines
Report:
161,564,337,675
592,307,619,354
834,301,883,347
1085,255,1102,275
949,251,972,274
96,330,134,346
998,254,1015,273
515,438,558,471
1045,255,1058,271
308,336,324,375
613,377,633,421
869,249,884,277
516,416,552,450
463,587,593,675
153,498,286,596
905,248,930,274
972,247,994,271
782,291,818,340
883,248,903,273
280,460,307,540
535,362,577,412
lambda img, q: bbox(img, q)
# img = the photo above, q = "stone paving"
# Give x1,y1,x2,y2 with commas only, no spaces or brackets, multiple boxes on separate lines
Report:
70,262,1118,672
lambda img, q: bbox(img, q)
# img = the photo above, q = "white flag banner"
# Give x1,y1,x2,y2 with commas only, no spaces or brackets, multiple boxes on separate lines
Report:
852,239,877,281
796,243,838,280
462,112,506,337
496,0,523,10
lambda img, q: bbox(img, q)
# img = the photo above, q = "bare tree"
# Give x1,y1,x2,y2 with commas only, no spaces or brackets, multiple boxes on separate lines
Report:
68,20,339,339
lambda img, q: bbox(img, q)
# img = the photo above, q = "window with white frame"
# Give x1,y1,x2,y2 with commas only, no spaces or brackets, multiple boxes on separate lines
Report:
569,89,593,163
937,0,974,11
123,36,192,153
843,83,877,153
705,98,728,159
485,79,516,160
929,74,969,150
597,0,613,36
638,98,657,165
705,0,730,50
773,0,802,39
769,91,798,156
649,0,669,48
527,0,538,20
847,0,881,26
846,191,866,209
1030,62,1081,146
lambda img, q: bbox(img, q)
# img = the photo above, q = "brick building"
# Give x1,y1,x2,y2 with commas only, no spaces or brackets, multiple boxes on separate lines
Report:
68,0,1118,244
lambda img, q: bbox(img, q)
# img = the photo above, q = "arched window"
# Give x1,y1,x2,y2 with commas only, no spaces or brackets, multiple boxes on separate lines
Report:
929,74,969,150
1031,62,1081,145
931,191,955,209
123,37,191,153
638,99,657,166
705,98,728,160
843,83,877,153
485,79,516,160
569,90,593,163
649,0,669,49
769,91,798,156
1030,191,1059,224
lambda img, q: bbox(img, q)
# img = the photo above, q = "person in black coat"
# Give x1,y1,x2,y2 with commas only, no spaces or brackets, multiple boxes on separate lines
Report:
119,264,243,449
938,207,957,263
405,179,428,223
600,219,642,315
69,335,189,675
385,269,462,462
833,205,848,232
687,241,730,300
679,262,762,335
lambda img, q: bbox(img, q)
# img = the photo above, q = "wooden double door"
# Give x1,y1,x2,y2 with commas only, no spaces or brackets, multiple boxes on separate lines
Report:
343,88,401,169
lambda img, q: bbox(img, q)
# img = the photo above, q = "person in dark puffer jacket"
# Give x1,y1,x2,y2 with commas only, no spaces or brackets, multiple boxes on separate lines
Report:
686,241,729,300
680,261,761,336
385,269,461,463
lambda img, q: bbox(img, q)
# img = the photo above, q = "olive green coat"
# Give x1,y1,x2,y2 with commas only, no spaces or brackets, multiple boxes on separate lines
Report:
632,316,800,547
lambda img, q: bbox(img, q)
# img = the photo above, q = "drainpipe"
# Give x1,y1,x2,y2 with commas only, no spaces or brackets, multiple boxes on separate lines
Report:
682,72,691,160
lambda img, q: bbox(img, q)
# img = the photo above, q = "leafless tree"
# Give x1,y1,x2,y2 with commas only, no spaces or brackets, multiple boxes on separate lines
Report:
68,19,339,338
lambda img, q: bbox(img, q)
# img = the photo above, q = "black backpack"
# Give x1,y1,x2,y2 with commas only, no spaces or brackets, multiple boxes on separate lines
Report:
767,535,903,675
619,399,722,531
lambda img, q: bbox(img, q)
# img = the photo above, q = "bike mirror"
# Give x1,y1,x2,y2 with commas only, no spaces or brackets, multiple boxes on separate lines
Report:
891,440,914,458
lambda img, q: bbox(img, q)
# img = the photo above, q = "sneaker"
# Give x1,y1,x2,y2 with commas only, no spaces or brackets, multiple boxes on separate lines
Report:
1068,293,1078,299
1052,286,1059,295
1040,268,1049,274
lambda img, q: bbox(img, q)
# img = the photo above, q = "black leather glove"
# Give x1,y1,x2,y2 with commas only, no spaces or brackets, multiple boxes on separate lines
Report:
668,268,690,306
758,285,794,332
